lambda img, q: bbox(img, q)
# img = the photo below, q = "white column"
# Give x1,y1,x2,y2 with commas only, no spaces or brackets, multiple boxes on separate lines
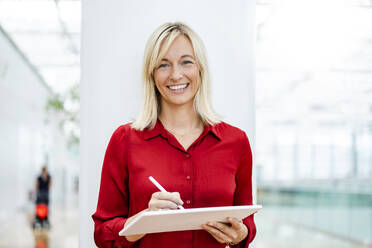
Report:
80,0,256,246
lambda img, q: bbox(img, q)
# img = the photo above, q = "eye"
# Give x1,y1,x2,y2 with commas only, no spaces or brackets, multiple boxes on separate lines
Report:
158,63,169,69
182,60,193,65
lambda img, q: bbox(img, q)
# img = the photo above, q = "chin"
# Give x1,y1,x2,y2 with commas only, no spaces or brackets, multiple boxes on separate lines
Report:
167,97,194,107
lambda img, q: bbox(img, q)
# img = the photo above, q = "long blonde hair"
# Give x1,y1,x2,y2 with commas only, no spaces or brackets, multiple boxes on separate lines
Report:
131,22,221,130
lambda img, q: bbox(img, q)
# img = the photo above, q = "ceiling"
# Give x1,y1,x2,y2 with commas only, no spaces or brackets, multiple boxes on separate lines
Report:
256,0,372,130
0,0,80,95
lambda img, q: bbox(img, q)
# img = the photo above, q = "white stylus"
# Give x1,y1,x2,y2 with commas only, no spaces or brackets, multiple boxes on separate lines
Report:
148,176,185,209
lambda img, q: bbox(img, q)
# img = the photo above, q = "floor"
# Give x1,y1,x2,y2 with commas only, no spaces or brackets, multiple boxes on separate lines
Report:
254,215,371,248
0,196,78,248
0,203,370,248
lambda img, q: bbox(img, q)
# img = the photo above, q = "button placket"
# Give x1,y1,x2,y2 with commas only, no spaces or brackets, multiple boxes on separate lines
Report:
183,151,192,208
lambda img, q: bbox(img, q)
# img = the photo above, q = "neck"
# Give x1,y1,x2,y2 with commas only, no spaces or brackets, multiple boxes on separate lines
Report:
159,100,202,134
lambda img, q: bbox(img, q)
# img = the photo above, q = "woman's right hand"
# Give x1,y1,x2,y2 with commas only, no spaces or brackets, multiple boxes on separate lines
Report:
148,191,184,210
125,191,183,242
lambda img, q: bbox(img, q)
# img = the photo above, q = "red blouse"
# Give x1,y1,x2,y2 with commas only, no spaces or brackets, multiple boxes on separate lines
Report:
92,120,256,248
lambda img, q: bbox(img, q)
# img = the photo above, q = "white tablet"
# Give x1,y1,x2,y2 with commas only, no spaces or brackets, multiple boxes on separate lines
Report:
119,205,261,236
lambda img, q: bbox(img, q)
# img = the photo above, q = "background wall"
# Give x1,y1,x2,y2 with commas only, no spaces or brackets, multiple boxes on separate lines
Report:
80,0,256,246
0,25,79,224
0,27,50,217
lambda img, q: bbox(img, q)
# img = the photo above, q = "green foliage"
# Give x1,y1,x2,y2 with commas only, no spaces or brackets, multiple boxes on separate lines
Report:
46,85,80,151
46,95,64,112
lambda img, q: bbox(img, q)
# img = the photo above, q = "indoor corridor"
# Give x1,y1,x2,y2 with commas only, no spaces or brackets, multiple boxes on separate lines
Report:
0,199,369,248
0,194,78,248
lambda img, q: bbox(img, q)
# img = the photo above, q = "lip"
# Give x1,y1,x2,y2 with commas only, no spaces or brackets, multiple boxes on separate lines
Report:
166,83,189,88
166,83,189,94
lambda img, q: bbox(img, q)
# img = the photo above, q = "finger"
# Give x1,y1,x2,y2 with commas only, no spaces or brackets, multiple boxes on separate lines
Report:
170,192,184,206
228,217,243,230
148,199,179,210
226,217,248,241
211,221,238,241
152,191,183,206
204,223,234,242
201,224,231,244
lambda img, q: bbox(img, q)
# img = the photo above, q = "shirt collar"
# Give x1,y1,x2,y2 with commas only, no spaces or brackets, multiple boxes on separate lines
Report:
143,119,222,141
207,124,222,141
142,119,164,140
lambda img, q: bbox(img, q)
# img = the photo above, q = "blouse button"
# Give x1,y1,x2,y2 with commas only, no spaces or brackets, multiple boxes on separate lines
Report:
185,154,190,158
186,176,191,180
186,200,191,204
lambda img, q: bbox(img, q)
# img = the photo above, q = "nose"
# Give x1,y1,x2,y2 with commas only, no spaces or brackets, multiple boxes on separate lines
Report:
170,65,183,81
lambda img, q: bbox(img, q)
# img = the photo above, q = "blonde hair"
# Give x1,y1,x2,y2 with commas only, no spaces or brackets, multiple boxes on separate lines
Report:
131,22,221,130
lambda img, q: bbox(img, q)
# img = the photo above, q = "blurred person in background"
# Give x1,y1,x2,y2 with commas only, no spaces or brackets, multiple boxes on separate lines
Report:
36,165,52,206
33,165,52,229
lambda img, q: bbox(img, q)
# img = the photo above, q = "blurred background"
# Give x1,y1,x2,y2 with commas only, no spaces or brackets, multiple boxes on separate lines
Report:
0,0,80,247
0,0,371,247
255,0,372,247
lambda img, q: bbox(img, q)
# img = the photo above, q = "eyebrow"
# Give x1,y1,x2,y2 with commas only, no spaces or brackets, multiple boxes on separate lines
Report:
160,55,195,61
181,55,195,59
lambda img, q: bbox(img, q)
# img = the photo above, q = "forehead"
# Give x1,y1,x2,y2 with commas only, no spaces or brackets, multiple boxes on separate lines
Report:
159,35,195,59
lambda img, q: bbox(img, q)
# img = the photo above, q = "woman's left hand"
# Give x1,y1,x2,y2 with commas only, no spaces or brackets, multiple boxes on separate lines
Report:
201,217,248,245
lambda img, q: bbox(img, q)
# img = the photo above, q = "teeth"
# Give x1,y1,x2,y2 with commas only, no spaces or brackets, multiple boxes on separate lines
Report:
168,84,188,90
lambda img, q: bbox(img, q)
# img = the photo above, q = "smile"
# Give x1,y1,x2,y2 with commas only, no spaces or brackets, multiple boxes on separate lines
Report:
166,83,189,91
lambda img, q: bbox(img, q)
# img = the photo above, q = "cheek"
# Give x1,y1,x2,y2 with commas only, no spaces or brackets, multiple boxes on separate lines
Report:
193,72,201,89
154,71,167,86
153,77,163,93
188,68,200,84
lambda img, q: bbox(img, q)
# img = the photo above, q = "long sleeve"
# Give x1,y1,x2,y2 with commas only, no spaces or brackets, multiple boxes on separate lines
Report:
92,126,136,248
233,132,257,247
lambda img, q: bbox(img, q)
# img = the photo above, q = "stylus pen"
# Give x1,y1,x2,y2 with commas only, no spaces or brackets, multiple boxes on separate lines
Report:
148,176,184,209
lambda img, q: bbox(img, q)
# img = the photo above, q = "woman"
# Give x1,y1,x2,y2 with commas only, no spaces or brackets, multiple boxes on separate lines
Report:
92,22,256,248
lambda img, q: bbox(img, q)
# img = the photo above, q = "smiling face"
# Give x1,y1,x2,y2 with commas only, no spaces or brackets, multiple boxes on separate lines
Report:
153,35,200,109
